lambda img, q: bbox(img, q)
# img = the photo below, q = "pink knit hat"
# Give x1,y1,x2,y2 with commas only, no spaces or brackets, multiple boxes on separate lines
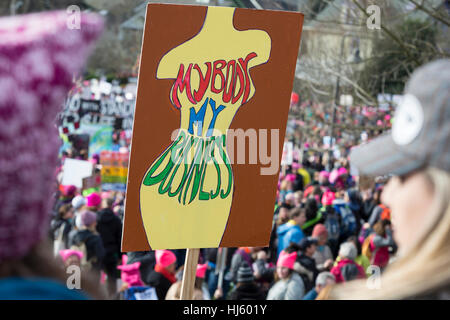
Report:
196,264,207,279
338,167,348,176
117,262,144,287
86,192,102,207
321,191,336,206
0,11,103,262
319,170,330,179
277,251,297,270
59,249,83,262
62,185,77,197
285,174,296,182
155,250,177,268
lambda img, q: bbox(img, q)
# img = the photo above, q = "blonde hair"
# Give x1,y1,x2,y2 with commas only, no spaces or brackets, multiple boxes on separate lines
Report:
325,167,450,299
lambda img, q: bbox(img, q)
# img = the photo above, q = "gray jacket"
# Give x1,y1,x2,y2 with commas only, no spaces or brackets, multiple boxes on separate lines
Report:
267,272,305,300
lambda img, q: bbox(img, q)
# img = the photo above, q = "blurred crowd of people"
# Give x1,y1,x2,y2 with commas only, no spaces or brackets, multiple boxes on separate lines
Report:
49,94,398,300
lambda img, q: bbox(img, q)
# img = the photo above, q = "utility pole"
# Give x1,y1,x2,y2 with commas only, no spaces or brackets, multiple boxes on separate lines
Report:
329,32,352,170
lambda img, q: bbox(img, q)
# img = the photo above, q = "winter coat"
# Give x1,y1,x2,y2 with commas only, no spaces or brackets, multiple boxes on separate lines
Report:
68,229,105,271
229,249,254,284
303,288,318,300
294,253,319,292
368,205,383,227
146,269,174,300
253,259,275,284
330,258,366,283
371,229,394,268
312,245,334,271
127,251,156,283
267,272,305,300
276,221,304,257
96,208,122,268
228,282,266,300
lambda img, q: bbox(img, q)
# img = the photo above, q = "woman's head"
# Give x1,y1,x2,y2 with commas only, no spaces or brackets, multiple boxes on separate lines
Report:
276,250,297,279
382,168,448,256
338,242,357,261
312,224,328,245
58,203,74,220
155,250,177,273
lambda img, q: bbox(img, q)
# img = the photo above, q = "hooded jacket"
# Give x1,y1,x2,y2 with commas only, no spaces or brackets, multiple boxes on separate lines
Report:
96,208,122,263
277,221,304,257
68,229,105,271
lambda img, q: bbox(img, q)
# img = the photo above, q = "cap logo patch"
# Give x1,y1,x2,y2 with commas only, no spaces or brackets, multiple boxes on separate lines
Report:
392,94,424,145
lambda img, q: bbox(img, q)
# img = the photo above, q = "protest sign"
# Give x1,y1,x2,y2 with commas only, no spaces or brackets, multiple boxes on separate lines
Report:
122,4,303,251
60,94,135,132
100,151,129,192
61,158,94,188
281,141,294,166
82,173,101,196
87,124,114,157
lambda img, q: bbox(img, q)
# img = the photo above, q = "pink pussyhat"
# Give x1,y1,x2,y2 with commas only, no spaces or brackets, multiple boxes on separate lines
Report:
285,174,296,182
338,167,348,176
117,262,144,287
291,162,300,170
319,170,330,179
277,251,297,270
322,191,336,206
155,250,177,268
86,192,102,207
0,11,103,262
59,249,83,262
196,264,208,279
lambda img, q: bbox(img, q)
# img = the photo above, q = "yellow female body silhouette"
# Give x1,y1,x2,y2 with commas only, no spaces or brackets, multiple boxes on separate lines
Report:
140,7,271,249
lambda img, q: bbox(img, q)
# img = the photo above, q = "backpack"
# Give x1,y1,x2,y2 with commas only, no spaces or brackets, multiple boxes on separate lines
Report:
379,204,391,221
324,210,340,241
336,204,357,236
362,233,375,261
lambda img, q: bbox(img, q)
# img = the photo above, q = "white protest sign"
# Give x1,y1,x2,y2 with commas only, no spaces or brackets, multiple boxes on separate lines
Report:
61,158,94,188
281,141,294,165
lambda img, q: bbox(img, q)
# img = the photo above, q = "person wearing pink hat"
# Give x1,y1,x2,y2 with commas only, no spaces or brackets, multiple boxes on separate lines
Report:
166,263,210,300
311,224,334,272
0,10,103,299
86,192,102,212
59,249,84,268
267,250,305,300
318,171,330,187
147,250,177,300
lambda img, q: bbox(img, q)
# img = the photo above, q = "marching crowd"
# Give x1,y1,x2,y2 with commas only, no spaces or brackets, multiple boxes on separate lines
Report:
49,100,398,300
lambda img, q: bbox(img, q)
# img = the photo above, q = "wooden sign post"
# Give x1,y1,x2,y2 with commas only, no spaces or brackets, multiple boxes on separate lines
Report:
180,248,200,300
